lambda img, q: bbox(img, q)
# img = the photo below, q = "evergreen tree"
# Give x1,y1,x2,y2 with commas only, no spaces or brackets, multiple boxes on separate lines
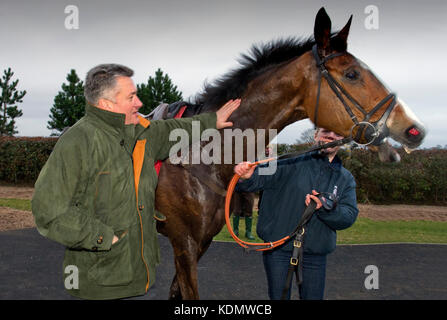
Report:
47,69,85,135
137,68,183,115
0,68,26,136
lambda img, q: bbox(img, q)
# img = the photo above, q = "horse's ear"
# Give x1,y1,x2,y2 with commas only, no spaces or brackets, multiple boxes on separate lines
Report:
332,15,353,51
314,7,332,54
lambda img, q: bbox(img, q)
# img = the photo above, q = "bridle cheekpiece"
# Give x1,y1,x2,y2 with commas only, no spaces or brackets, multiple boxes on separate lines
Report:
311,44,397,146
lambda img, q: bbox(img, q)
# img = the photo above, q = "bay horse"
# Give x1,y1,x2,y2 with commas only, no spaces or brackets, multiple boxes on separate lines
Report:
154,7,426,299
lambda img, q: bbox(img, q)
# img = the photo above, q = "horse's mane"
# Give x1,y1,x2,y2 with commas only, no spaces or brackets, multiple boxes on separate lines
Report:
193,36,315,111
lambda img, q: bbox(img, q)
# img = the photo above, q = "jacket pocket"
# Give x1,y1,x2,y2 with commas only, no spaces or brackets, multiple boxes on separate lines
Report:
87,232,133,286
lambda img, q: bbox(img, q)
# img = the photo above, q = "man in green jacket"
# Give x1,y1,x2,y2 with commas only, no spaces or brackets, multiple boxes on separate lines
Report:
32,64,240,300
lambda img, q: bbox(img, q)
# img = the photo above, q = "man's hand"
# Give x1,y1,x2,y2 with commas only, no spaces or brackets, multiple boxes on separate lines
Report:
216,99,241,129
112,235,119,244
234,161,257,180
305,190,323,210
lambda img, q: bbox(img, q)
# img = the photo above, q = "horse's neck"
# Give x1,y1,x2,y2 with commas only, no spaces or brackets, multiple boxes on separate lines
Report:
215,56,312,182
233,57,310,134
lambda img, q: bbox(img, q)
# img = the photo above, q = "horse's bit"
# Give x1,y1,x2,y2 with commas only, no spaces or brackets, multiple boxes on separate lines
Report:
312,44,396,146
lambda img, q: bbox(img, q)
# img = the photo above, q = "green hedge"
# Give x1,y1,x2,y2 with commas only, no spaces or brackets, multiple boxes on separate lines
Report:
1,137,446,205
275,143,447,205
340,148,447,205
0,136,57,184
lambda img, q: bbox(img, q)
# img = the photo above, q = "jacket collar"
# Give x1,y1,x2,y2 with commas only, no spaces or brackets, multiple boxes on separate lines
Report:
85,103,126,133
329,154,342,170
85,104,151,133
312,151,342,170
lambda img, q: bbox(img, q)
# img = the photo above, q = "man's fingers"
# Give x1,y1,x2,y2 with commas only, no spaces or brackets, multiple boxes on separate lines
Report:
219,121,233,129
234,161,256,178
216,99,241,129
235,166,248,176
243,163,256,177
305,194,310,206
226,99,241,109
305,194,322,209
220,99,241,113
310,195,322,209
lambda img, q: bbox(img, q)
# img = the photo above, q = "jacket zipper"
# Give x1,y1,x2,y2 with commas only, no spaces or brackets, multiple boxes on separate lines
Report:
132,138,150,292
131,118,152,292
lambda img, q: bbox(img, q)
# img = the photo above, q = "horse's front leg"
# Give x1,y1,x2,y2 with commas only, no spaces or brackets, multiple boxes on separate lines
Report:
171,238,200,300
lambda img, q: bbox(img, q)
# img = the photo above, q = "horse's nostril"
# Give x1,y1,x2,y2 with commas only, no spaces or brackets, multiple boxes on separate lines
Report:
406,126,424,142
408,127,420,136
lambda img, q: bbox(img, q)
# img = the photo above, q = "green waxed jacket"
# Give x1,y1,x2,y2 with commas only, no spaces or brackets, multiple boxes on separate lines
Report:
31,104,217,300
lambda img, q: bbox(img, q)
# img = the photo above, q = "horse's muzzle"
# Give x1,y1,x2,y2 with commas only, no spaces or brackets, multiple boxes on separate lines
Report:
405,125,425,147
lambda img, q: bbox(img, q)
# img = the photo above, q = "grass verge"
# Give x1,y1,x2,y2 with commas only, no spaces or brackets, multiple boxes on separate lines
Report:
0,198,31,211
337,218,447,244
2,199,446,244
216,212,447,244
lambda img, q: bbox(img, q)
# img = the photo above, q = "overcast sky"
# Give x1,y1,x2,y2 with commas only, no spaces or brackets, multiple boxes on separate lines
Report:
1,0,446,148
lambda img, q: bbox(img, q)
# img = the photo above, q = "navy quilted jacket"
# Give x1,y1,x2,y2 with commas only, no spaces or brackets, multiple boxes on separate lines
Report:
236,152,358,254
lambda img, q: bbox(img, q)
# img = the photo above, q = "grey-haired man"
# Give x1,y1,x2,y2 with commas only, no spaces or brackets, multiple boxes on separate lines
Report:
32,64,240,299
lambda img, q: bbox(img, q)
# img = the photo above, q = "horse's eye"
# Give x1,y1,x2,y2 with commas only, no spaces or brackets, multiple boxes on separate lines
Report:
345,70,359,81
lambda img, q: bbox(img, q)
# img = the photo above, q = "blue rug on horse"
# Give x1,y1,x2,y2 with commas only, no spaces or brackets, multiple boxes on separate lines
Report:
0,228,446,300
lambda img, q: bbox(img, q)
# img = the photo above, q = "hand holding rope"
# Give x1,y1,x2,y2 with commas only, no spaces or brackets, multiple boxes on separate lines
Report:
224,137,352,252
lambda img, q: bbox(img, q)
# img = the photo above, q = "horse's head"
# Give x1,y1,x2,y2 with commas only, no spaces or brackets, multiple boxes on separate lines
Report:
301,7,426,160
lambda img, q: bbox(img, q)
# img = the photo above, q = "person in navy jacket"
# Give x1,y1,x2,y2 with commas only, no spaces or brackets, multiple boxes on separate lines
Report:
234,128,359,300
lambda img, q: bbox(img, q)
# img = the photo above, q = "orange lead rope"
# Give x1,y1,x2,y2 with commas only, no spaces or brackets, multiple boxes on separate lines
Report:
224,159,292,251
224,137,352,251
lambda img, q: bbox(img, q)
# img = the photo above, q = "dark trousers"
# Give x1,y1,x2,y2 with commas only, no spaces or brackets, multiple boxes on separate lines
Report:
262,249,327,300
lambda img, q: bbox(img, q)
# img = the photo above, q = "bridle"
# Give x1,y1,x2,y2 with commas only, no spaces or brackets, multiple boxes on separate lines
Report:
312,44,396,146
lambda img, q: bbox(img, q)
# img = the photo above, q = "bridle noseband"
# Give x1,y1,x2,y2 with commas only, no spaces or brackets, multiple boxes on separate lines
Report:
312,44,396,146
